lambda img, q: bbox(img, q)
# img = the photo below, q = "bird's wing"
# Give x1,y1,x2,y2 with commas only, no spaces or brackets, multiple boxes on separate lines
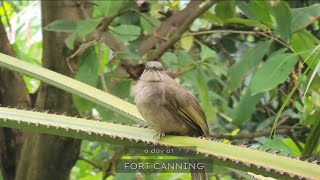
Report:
164,81,209,136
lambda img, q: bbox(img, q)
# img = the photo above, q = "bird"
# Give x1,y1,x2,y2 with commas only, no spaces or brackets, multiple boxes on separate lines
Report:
134,61,209,180
134,61,209,139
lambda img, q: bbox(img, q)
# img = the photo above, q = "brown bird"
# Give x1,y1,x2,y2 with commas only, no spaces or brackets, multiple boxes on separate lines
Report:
134,61,209,179
134,61,209,139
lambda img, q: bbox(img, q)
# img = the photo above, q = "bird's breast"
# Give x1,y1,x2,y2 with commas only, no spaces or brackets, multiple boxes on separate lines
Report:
134,81,165,105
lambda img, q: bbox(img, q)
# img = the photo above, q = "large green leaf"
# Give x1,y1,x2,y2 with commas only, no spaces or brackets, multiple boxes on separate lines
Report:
272,2,292,43
93,1,122,18
215,0,236,20
236,1,258,21
111,25,141,42
140,15,161,34
231,89,263,125
250,53,298,96
291,4,320,32
291,30,320,70
44,20,77,32
73,46,99,116
250,0,274,28
46,18,102,50
227,40,272,91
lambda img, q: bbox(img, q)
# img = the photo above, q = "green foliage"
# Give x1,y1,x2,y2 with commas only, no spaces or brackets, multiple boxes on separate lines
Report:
291,4,320,32
2,0,320,179
111,25,141,42
227,40,272,90
272,1,292,43
250,52,298,95
73,46,99,116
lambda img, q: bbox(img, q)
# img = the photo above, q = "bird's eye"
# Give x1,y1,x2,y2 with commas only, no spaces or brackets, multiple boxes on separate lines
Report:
160,67,163,71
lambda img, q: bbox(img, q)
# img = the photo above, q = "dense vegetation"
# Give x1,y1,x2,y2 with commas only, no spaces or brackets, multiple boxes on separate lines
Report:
0,1,319,180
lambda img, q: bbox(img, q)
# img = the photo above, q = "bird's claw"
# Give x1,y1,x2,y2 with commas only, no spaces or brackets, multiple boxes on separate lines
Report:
154,132,165,143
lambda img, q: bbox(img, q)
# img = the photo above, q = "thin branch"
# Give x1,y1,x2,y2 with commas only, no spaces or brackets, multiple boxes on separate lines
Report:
102,147,124,180
147,0,216,61
98,42,108,92
79,156,102,170
66,40,96,73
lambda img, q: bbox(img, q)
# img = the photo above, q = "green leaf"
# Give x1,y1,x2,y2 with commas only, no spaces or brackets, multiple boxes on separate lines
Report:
94,1,122,17
215,0,236,20
161,52,178,70
73,46,99,116
44,20,77,32
272,2,292,43
262,138,292,155
111,25,141,42
291,30,320,69
76,18,102,39
227,40,272,90
65,32,77,50
140,15,161,34
114,49,141,60
200,44,216,61
232,89,263,125
250,0,274,28
236,1,258,21
303,110,320,157
250,53,298,96
291,4,320,32
180,32,193,51
224,18,269,30
201,12,224,26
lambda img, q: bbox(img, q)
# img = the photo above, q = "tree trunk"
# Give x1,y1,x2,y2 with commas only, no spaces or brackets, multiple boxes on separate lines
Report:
0,19,31,180
15,1,88,180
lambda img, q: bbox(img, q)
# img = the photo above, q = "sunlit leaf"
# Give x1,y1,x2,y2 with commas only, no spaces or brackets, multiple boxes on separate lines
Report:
250,53,298,96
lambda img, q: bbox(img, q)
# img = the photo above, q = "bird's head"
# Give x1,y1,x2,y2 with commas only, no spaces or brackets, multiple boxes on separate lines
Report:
139,61,164,82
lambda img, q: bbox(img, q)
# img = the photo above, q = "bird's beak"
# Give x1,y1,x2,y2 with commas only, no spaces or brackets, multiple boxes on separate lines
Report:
141,68,162,82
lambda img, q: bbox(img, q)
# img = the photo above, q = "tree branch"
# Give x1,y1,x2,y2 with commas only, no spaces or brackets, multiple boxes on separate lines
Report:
138,1,216,60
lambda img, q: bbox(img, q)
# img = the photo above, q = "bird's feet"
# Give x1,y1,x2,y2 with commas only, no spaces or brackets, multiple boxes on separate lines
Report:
154,132,165,143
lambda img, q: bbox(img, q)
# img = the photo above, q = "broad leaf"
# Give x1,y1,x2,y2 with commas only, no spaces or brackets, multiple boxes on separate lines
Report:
111,25,141,42
215,0,236,20
232,89,263,125
250,0,274,28
227,40,272,90
291,4,320,32
291,30,320,69
140,15,161,34
250,53,298,95
272,2,292,43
